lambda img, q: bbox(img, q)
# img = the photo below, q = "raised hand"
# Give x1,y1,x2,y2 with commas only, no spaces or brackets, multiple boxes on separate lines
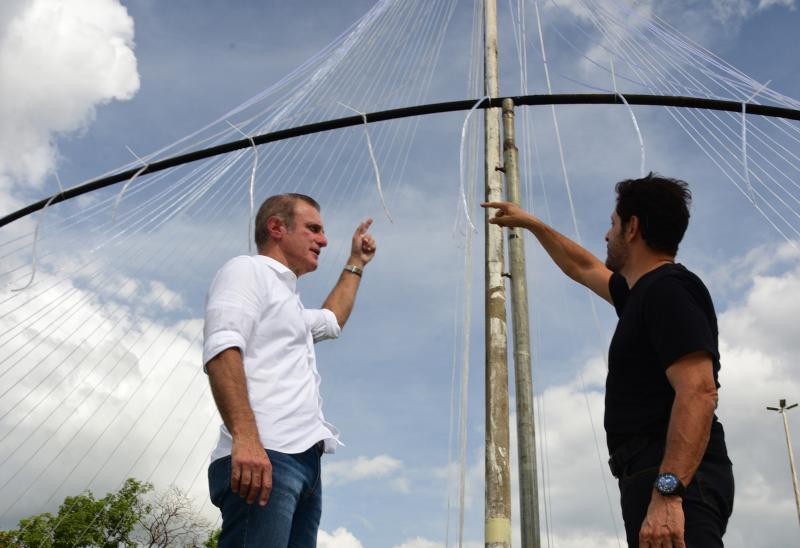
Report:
349,218,376,266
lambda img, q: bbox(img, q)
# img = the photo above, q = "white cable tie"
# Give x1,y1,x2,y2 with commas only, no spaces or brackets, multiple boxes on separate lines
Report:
112,146,150,224
611,57,646,177
338,102,394,223
456,96,487,235
741,80,771,204
226,120,259,253
11,175,67,292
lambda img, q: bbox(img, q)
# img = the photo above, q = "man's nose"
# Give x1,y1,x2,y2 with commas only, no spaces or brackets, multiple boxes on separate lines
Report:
319,234,328,247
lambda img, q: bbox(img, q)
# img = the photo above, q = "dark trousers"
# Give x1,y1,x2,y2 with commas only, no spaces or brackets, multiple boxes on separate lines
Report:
615,441,734,547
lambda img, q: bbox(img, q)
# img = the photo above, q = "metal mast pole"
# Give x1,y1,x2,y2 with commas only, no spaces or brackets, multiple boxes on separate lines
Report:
767,399,800,526
501,98,540,548
483,0,512,547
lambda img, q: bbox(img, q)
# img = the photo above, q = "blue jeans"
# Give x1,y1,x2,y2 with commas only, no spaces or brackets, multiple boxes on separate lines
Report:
617,441,734,547
209,445,323,548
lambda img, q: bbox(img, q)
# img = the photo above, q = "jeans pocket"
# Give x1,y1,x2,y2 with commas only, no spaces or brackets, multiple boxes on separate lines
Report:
209,455,231,508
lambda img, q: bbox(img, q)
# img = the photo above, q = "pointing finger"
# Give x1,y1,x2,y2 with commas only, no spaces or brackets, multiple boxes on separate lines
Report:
358,218,374,234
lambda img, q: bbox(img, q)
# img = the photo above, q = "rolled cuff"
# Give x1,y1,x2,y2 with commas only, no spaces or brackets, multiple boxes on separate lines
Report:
305,308,341,343
203,330,247,372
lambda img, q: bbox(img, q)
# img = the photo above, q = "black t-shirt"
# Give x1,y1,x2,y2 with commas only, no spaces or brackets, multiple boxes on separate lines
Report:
606,263,729,462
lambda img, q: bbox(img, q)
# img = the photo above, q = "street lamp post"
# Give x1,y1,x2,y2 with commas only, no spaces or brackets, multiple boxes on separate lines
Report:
767,399,800,527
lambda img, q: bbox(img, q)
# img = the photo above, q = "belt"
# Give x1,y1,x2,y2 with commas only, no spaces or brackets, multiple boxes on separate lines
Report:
314,440,325,456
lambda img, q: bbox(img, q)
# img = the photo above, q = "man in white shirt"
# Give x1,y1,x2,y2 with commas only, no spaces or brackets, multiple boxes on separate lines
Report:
204,193,376,547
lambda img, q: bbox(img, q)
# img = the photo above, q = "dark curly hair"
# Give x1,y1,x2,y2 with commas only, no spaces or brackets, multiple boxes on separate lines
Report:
615,173,691,256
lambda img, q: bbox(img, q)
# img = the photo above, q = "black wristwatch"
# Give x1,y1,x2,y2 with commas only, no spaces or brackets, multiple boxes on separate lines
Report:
654,472,686,497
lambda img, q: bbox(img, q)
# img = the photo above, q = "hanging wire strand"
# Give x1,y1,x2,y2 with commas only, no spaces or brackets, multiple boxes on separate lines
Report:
225,120,259,252
337,102,394,223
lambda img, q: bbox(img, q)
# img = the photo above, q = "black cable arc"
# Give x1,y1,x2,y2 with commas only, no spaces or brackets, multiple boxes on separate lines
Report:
3,92,800,228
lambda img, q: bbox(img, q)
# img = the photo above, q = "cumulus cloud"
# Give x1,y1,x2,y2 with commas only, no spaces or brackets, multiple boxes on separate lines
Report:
323,454,405,488
712,261,800,544
0,268,212,528
318,527,364,548
0,0,139,201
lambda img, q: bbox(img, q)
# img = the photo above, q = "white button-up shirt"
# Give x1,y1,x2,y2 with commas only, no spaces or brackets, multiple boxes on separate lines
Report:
203,255,341,462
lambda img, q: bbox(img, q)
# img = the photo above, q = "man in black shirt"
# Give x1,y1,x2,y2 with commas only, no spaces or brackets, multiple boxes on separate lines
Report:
482,173,733,547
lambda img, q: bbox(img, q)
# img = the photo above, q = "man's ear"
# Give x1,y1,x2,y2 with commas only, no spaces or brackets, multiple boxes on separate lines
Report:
267,216,286,241
625,215,641,242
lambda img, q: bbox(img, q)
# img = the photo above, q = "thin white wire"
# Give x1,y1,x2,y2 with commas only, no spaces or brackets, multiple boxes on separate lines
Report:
456,96,488,235
610,57,646,177
111,146,150,224
10,192,59,292
225,121,259,253
337,103,394,223
741,81,772,204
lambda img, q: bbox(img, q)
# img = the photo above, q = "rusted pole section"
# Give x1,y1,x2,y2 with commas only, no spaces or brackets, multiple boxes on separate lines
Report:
501,98,540,548
483,0,511,547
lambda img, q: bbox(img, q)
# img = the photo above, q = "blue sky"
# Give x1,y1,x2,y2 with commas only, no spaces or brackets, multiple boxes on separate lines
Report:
1,1,800,547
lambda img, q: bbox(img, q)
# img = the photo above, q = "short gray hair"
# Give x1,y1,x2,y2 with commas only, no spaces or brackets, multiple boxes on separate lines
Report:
254,193,320,250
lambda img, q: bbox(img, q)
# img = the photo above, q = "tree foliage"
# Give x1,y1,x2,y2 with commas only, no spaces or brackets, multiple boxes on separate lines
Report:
1,478,216,548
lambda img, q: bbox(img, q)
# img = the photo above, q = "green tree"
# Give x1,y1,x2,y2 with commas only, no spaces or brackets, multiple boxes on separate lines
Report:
2,478,152,547
204,528,221,548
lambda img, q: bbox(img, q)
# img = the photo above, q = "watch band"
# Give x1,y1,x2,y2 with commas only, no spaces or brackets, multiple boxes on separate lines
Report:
344,264,363,277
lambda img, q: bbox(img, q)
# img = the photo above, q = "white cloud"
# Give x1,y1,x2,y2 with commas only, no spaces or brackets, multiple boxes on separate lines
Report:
318,527,364,548
0,269,213,528
757,0,796,10
0,0,139,190
323,454,405,488
712,264,800,545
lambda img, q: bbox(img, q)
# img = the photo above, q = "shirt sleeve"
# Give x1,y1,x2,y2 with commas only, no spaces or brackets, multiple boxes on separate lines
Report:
203,257,264,371
643,276,717,370
303,308,341,343
609,272,629,317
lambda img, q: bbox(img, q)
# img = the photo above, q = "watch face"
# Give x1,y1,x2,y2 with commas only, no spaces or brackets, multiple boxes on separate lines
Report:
656,473,679,494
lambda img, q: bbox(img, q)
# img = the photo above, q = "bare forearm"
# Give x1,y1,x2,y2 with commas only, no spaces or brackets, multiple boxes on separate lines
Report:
660,391,716,485
207,349,260,440
524,217,602,281
322,255,363,328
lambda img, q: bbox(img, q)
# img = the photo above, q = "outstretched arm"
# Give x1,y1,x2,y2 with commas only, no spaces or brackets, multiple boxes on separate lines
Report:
206,347,272,506
481,201,613,304
322,218,377,327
